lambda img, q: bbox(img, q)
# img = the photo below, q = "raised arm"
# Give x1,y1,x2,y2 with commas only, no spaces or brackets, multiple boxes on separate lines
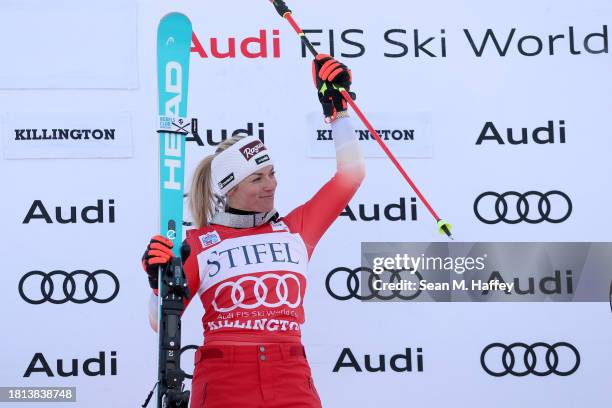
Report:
285,55,365,257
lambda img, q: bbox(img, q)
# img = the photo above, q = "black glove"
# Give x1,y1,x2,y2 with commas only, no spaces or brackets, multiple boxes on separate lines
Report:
141,235,174,291
312,54,356,121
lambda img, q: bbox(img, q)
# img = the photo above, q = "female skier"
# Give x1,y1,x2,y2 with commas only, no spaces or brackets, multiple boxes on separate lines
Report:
142,55,365,408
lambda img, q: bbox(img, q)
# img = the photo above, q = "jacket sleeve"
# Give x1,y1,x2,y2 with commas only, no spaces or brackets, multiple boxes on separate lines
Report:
284,116,365,258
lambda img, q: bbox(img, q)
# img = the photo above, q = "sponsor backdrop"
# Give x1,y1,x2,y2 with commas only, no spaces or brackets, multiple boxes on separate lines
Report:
0,0,610,407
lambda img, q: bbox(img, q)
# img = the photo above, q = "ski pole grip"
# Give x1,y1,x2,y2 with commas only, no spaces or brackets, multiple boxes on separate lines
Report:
270,0,291,17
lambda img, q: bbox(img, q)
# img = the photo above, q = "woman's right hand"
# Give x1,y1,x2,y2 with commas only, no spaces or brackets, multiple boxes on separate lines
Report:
312,54,355,121
141,235,174,291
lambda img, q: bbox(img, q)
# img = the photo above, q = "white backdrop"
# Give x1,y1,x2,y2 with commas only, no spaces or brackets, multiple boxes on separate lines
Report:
1,0,611,407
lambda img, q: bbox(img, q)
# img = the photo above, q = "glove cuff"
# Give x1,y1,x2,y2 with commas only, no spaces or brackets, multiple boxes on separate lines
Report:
148,274,159,290
321,100,335,118
335,110,350,119
324,109,350,124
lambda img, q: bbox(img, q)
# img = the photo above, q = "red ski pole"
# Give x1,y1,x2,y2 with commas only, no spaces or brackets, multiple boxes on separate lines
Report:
269,0,453,239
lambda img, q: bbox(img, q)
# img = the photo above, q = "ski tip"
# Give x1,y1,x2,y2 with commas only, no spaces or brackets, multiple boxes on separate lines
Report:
160,12,192,22
157,12,193,41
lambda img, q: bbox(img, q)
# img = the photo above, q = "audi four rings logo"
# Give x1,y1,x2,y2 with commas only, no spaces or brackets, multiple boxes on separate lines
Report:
325,267,423,301
480,342,580,377
18,270,120,304
474,191,572,224
212,273,301,312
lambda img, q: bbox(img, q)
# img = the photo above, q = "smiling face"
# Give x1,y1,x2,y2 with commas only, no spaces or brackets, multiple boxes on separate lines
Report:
226,165,277,212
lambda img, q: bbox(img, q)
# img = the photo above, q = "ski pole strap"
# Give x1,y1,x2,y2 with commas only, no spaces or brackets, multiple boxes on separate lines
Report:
270,0,291,17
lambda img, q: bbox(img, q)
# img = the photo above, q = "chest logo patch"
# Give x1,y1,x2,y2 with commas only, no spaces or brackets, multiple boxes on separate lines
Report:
199,231,221,248
271,220,289,232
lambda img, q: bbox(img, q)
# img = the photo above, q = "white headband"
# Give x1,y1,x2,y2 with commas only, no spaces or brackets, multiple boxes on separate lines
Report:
211,136,274,194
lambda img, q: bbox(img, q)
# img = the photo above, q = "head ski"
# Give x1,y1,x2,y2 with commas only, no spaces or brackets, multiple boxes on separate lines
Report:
155,12,192,408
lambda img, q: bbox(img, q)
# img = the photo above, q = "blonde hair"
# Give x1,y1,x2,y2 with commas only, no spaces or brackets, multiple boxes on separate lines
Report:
188,135,246,228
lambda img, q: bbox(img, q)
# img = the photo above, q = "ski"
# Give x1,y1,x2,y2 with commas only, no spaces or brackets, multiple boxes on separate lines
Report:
158,12,191,248
155,12,192,408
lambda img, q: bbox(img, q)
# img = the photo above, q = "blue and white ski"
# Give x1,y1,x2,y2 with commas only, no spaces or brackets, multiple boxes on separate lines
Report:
158,12,191,249
156,12,192,408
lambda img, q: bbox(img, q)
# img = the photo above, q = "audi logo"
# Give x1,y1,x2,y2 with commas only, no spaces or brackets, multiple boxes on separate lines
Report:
325,267,423,301
480,342,580,377
212,273,301,312
18,270,120,304
473,191,572,224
